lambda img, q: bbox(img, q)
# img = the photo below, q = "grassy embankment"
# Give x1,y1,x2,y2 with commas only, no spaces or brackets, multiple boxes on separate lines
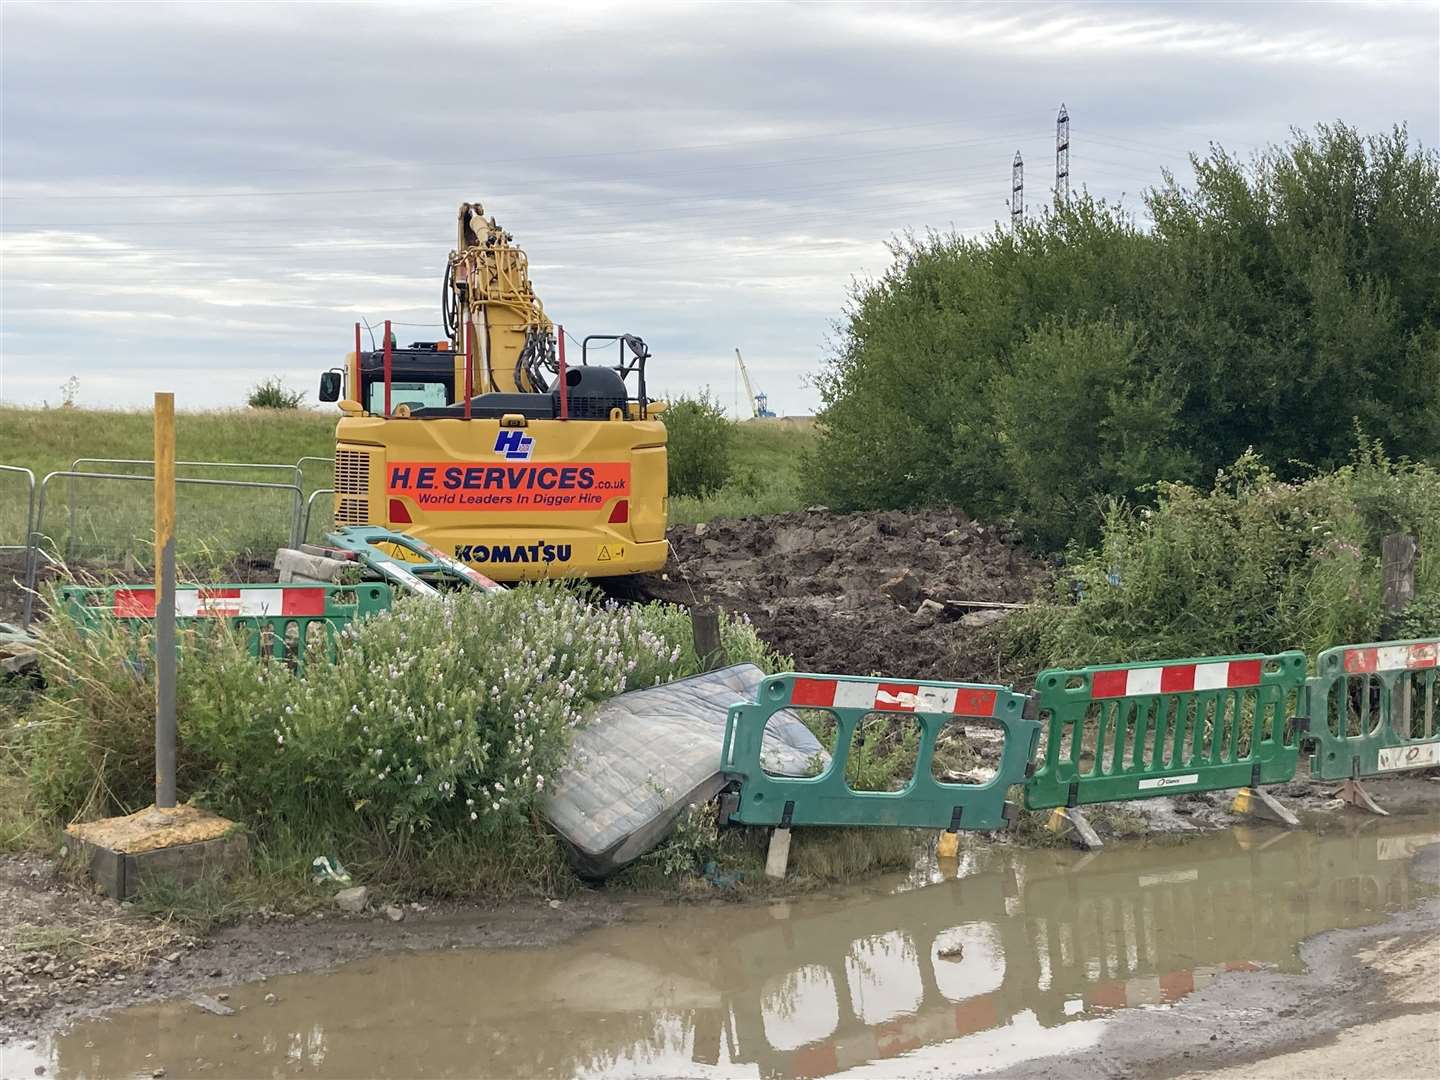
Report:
0,405,815,566
0,406,339,572
669,417,816,525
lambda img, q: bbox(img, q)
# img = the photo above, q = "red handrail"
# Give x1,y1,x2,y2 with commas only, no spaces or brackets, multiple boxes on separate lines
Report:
383,319,392,417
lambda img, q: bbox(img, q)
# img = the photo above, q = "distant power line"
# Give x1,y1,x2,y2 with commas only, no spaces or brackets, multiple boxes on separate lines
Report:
1011,151,1024,231
1056,104,1070,201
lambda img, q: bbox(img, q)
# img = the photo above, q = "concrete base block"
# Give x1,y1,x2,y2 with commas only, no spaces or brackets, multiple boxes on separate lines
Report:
66,804,248,899
73,832,248,899
275,547,351,584
765,827,792,880
1230,786,1300,827
1046,807,1103,851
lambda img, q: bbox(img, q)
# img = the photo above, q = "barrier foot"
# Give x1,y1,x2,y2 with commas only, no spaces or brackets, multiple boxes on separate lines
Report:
1338,779,1390,817
765,827,792,879
1230,787,1300,827
936,830,961,859
1046,807,1102,851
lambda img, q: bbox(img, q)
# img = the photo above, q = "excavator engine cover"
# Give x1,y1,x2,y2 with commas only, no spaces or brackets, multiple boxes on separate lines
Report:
556,366,627,419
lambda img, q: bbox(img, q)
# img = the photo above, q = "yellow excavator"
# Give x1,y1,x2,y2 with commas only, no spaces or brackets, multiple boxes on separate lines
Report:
317,202,668,581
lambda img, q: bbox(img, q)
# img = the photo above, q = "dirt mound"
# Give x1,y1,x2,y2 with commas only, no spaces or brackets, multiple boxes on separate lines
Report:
635,509,1051,681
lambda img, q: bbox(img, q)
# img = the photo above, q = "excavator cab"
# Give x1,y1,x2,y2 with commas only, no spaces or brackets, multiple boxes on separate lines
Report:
324,203,668,582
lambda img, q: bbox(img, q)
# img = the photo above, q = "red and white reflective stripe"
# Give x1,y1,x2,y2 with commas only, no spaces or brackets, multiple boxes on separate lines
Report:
1091,659,1263,700
790,678,999,717
112,587,328,618
1343,641,1439,674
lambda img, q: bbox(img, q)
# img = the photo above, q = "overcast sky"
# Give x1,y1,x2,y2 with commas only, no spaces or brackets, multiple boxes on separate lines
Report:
2,1,1436,417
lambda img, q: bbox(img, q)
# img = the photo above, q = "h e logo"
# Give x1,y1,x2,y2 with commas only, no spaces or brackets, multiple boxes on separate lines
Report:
493,430,535,460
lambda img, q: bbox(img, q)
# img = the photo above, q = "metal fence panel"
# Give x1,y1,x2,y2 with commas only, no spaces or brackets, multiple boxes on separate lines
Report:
0,465,36,554
721,672,1038,830
64,458,313,562
1304,638,1440,779
24,471,305,626
1023,651,1308,810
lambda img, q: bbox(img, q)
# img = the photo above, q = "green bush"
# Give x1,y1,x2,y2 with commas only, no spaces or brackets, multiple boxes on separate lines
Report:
20,585,782,890
663,392,736,498
806,123,1440,545
1000,444,1440,669
246,377,306,410
993,317,1194,547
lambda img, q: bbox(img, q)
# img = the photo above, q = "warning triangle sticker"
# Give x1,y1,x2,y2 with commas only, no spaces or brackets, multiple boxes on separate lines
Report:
597,545,612,561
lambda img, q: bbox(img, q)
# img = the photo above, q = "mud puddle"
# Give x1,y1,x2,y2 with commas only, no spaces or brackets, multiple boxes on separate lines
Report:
10,821,1438,1079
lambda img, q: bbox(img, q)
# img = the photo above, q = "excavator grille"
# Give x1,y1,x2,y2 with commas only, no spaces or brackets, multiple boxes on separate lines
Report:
334,449,373,526
335,450,370,494
336,499,371,526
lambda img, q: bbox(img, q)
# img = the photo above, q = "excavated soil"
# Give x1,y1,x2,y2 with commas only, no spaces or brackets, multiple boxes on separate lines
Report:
5,509,1049,687
635,508,1052,682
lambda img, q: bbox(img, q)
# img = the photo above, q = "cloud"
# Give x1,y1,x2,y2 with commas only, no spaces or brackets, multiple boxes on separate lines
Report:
1,0,1435,414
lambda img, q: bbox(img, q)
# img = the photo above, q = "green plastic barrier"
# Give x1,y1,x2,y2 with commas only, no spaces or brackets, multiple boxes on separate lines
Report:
720,672,1037,830
1023,651,1308,810
58,582,391,670
323,526,502,595
1302,638,1439,779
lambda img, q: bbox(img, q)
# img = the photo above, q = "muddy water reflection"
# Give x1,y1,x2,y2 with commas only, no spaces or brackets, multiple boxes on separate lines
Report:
45,822,1440,1079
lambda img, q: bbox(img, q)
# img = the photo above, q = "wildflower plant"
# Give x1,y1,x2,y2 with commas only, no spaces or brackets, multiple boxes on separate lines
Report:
22,583,782,863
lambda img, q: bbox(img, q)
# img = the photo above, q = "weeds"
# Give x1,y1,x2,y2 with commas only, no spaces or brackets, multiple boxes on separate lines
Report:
12,918,182,967
789,828,917,881
12,585,782,898
1000,444,1440,670
131,872,257,933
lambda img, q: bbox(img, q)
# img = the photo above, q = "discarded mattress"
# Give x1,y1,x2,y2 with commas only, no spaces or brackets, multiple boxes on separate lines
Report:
543,663,826,877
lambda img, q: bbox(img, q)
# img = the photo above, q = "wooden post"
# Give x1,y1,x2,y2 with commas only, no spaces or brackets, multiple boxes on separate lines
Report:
154,393,177,809
1382,533,1417,735
1382,533,1417,615
691,606,725,672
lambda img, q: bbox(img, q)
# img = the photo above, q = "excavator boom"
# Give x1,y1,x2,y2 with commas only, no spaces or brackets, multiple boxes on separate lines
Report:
442,203,556,395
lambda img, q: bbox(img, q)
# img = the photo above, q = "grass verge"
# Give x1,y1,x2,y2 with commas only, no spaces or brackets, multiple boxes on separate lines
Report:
670,419,816,525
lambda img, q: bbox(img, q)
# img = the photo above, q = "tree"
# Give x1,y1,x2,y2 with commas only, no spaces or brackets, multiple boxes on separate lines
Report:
805,123,1440,547
247,377,306,409
663,392,735,497
993,318,1193,548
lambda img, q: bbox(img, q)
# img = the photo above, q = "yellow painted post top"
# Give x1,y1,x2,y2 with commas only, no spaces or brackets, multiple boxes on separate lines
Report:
153,393,175,557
